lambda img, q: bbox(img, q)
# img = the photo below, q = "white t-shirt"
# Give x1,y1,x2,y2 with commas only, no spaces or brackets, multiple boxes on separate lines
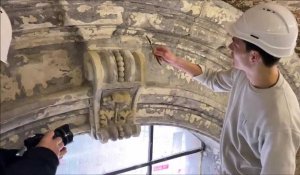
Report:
194,68,300,174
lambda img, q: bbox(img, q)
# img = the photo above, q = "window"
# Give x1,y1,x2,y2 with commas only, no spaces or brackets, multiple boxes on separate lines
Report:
57,125,204,174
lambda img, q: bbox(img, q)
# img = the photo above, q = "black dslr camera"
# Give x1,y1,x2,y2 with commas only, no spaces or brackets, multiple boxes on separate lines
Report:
24,124,73,150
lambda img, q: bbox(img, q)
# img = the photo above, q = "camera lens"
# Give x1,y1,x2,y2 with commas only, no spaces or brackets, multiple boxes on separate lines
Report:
54,124,73,145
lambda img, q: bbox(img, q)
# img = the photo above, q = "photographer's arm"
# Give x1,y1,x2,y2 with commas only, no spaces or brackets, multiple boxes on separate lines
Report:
0,148,21,174
5,131,66,175
37,131,67,159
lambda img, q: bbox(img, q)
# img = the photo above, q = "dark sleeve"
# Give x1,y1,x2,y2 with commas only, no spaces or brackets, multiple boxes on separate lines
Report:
0,148,21,175
0,148,21,165
5,147,59,175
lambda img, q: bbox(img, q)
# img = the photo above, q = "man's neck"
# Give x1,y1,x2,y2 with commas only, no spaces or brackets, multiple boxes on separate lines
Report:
246,66,279,89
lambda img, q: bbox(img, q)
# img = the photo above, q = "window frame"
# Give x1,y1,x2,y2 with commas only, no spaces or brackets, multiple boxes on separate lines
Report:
104,125,205,175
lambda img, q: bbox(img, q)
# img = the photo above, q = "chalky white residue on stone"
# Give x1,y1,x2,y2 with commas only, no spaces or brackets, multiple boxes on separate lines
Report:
130,12,163,30
180,0,203,15
0,74,21,102
77,5,92,12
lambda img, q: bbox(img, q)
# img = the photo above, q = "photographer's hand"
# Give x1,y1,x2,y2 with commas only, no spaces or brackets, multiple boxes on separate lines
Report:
37,131,67,159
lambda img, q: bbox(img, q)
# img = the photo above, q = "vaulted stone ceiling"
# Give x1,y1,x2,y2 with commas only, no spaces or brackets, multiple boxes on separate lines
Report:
0,0,299,174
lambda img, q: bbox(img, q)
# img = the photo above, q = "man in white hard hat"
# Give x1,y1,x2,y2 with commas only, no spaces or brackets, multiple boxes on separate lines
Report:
0,7,67,175
154,2,300,174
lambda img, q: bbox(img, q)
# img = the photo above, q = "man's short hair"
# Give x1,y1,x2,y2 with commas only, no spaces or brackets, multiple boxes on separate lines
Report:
244,40,280,67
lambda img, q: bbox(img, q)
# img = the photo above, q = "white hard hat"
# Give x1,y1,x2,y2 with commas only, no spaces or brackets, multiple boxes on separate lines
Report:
227,3,298,58
0,7,12,65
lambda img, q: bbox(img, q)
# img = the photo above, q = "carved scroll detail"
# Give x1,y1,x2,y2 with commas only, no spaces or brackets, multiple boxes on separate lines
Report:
83,50,144,143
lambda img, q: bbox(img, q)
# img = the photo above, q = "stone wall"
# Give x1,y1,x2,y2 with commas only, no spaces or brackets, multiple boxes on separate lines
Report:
1,0,299,174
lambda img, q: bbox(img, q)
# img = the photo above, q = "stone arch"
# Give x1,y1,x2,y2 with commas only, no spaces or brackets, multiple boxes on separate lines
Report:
1,0,300,174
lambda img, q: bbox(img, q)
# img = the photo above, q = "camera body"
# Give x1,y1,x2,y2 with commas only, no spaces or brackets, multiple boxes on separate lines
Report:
24,124,73,150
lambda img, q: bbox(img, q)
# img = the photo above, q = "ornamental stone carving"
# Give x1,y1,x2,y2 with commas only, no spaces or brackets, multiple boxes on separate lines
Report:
84,50,144,143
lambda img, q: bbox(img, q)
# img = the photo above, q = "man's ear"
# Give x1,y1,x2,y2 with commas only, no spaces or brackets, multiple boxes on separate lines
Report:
249,50,261,64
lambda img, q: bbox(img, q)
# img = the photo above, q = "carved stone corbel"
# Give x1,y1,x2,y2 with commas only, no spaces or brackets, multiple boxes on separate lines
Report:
83,50,144,143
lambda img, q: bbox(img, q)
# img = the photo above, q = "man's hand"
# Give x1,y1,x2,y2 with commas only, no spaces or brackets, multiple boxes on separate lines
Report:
37,131,67,159
154,46,203,77
153,46,178,65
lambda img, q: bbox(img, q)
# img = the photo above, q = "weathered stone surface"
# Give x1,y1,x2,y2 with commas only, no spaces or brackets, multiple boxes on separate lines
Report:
0,0,299,174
